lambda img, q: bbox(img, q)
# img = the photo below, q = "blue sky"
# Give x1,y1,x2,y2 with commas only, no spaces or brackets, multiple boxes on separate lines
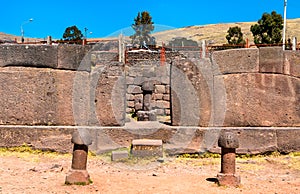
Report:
0,0,299,39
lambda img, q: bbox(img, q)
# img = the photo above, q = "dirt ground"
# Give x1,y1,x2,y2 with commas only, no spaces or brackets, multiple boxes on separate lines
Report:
0,150,299,194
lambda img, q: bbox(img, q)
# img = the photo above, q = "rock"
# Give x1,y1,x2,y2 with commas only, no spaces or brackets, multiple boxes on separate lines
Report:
71,130,92,146
213,73,300,127
131,139,163,158
127,85,142,94
142,81,154,92
111,150,129,161
218,132,239,148
155,85,166,94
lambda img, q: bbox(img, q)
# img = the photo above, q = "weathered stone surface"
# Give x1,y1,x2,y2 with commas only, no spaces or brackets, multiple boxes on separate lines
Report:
171,58,213,126
0,45,58,68
142,81,154,91
165,109,171,115
127,85,142,94
153,93,163,100
163,94,170,101
218,132,239,148
155,85,166,94
0,67,89,125
207,128,278,154
284,51,300,78
127,101,134,108
213,73,300,127
134,103,143,111
89,51,118,65
126,94,135,101
65,169,90,185
111,150,129,161
259,47,283,74
57,45,91,71
165,85,170,94
0,126,299,155
91,63,126,126
137,110,157,121
71,144,89,170
212,48,259,75
134,94,143,104
131,139,163,157
71,130,92,146
217,173,241,187
276,128,300,153
0,126,75,153
155,100,170,109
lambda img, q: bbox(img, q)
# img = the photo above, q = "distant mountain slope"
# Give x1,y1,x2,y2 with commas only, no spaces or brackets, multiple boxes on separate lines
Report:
0,32,42,43
153,18,300,45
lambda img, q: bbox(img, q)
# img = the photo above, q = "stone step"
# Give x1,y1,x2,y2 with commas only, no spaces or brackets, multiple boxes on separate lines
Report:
111,150,129,161
131,139,163,158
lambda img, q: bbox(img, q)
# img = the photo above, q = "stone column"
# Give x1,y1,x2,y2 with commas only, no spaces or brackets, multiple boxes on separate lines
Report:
292,37,297,51
65,130,92,185
137,81,157,121
47,36,52,45
217,131,241,187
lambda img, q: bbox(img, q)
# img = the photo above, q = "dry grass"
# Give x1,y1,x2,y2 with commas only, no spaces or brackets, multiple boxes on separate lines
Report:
153,18,300,45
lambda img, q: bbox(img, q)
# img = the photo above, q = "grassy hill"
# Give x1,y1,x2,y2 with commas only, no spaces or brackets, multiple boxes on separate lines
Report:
0,32,43,43
153,18,300,45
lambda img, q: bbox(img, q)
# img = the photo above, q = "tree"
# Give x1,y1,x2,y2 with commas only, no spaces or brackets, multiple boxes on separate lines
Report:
62,25,83,42
167,37,198,51
226,26,245,45
250,11,283,44
130,11,155,47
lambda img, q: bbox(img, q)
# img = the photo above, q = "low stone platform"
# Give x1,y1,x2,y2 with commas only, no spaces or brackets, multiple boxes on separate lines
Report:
111,150,129,161
131,139,163,157
0,125,299,155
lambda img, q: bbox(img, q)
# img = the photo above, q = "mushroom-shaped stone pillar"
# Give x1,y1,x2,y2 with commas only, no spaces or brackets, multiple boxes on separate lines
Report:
217,131,241,187
65,130,92,185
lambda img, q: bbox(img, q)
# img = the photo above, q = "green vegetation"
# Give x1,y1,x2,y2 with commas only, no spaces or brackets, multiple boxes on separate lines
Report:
65,178,93,186
0,144,60,155
167,37,199,50
250,11,283,44
62,25,83,43
130,11,155,47
226,26,245,45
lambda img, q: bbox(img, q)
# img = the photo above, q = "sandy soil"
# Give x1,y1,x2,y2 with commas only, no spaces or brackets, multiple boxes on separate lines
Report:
0,151,299,194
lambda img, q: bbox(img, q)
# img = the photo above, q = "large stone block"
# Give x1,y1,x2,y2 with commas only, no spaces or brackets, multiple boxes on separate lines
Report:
276,128,300,153
0,45,58,68
284,51,300,78
171,58,213,126
57,45,92,71
213,73,300,127
90,63,126,126
212,48,259,75
0,126,75,153
131,139,163,157
259,47,284,74
0,67,89,125
1,126,299,155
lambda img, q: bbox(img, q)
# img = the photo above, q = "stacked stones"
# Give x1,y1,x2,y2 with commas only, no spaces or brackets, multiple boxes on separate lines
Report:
136,81,157,121
126,58,171,117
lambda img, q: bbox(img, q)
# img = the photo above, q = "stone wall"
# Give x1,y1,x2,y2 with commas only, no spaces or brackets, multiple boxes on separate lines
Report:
0,44,299,155
212,47,300,127
125,53,171,117
171,47,300,127
0,44,125,126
